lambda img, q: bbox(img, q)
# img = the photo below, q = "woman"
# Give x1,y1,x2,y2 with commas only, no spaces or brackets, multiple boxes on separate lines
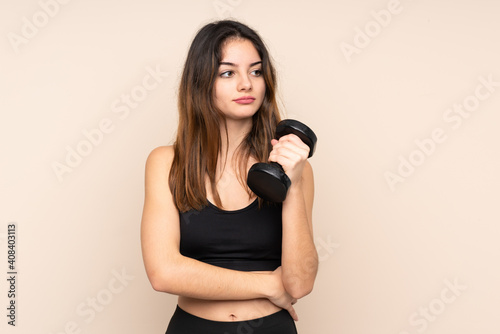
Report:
140,20,318,334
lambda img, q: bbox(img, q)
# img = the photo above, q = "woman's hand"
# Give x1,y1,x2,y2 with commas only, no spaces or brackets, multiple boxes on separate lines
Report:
269,134,310,188
267,267,299,321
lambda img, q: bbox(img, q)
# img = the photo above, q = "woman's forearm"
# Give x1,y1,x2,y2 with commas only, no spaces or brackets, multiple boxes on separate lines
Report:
149,253,277,301
281,182,318,299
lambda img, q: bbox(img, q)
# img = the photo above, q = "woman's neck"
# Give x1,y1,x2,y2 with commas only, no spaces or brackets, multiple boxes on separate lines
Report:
219,118,252,161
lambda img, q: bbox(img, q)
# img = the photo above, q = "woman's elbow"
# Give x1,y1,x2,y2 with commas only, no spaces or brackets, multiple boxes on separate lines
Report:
149,276,166,292
288,281,315,299
148,268,176,293
284,263,318,299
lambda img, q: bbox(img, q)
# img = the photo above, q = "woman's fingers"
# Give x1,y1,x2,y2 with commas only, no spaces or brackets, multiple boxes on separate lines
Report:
269,151,301,167
268,134,310,185
271,134,310,157
268,267,299,321
275,134,310,153
269,135,309,166
287,304,299,321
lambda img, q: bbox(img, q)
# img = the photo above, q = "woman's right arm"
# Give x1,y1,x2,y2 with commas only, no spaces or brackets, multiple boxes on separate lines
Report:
140,146,295,313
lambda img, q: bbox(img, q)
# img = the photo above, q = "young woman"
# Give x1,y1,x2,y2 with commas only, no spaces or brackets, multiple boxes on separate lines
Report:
140,20,318,334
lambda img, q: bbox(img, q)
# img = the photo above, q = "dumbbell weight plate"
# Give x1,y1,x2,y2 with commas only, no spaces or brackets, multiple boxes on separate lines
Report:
247,162,291,203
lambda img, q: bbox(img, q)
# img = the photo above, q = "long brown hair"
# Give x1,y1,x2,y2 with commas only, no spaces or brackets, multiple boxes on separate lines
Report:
169,20,281,212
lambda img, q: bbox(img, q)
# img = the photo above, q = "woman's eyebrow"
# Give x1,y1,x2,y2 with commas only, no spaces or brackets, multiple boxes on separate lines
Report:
219,61,262,67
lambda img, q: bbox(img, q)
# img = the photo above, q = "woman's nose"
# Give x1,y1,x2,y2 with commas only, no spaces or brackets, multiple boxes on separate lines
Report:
237,74,252,91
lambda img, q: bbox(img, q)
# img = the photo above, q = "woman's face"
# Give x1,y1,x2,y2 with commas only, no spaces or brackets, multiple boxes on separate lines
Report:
214,38,266,121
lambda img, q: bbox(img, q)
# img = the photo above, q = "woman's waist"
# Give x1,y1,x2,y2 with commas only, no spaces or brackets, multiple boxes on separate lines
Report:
177,296,281,322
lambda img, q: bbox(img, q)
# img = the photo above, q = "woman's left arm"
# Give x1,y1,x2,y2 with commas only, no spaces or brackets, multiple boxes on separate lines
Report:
269,135,319,299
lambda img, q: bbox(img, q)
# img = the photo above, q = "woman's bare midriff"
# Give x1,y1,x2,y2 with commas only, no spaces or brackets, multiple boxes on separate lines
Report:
177,271,282,322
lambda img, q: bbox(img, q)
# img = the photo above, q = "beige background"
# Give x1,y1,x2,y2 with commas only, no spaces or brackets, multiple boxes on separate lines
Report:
1,0,499,333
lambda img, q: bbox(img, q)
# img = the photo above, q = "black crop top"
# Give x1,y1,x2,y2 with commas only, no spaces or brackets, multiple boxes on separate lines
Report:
179,199,282,272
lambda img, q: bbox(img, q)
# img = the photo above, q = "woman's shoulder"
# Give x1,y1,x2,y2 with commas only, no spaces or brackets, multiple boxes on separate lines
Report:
145,145,175,173
147,145,174,159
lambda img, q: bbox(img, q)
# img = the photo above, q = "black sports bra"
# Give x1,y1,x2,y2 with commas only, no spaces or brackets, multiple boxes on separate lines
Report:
179,199,282,272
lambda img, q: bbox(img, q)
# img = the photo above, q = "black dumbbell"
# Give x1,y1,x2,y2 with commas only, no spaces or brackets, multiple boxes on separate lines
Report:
247,119,317,202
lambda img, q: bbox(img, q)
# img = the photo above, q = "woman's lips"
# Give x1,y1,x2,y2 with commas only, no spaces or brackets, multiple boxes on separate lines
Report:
233,96,256,104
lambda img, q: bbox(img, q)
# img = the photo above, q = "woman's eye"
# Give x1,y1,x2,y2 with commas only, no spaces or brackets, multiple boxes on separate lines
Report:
220,71,234,78
251,69,262,77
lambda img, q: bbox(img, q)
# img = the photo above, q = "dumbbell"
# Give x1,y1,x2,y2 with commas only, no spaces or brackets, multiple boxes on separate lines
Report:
247,119,317,202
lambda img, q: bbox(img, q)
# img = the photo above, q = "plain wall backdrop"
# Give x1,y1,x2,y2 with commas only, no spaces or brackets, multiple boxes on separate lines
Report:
1,0,499,333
